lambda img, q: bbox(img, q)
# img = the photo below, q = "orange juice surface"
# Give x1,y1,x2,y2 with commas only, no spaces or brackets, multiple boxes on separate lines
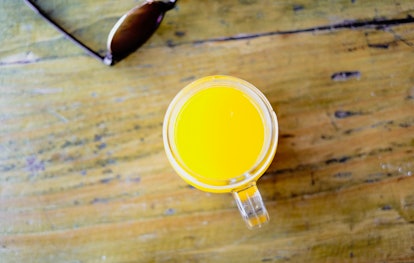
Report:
174,86,265,182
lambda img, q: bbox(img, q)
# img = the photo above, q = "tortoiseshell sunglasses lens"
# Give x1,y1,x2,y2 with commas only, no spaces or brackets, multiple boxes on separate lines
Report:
105,1,177,65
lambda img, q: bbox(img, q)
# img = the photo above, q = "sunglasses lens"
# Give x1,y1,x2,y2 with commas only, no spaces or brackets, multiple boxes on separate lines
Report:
105,1,176,65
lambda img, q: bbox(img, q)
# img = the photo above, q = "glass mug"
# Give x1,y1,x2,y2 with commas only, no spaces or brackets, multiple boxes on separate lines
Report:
163,75,278,228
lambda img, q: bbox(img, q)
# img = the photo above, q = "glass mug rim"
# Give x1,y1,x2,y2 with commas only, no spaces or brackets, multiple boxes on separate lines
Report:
163,75,278,193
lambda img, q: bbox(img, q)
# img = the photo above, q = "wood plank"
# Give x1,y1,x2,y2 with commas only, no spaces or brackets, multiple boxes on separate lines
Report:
2,0,414,64
1,0,414,262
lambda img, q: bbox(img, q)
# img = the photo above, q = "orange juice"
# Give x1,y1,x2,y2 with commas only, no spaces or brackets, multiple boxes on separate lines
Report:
163,75,278,228
164,75,278,194
174,86,265,181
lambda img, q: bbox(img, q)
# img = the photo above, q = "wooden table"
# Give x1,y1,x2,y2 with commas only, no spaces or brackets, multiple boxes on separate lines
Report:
1,0,414,262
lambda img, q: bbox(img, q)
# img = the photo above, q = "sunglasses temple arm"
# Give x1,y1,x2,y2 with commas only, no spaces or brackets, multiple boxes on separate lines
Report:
24,0,106,63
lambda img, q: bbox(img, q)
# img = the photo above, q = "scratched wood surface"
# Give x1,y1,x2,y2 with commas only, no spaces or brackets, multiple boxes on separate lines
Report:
1,0,414,262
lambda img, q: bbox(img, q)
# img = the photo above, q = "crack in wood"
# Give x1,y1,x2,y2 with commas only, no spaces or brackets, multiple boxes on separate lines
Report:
191,15,414,45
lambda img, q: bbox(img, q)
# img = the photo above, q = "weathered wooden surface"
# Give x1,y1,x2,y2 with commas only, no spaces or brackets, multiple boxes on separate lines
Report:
1,0,414,262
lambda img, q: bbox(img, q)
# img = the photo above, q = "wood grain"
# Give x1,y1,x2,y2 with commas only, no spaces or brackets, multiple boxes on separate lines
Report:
1,0,414,262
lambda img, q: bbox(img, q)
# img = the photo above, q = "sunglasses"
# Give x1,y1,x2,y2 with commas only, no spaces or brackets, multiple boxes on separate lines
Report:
24,0,178,66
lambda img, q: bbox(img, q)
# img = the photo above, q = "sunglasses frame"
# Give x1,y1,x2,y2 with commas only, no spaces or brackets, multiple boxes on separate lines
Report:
24,0,178,66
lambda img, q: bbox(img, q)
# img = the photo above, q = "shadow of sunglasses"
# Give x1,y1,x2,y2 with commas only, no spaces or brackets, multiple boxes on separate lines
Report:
24,0,178,66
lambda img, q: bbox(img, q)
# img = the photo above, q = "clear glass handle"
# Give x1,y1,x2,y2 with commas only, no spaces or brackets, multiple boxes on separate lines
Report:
233,183,269,229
